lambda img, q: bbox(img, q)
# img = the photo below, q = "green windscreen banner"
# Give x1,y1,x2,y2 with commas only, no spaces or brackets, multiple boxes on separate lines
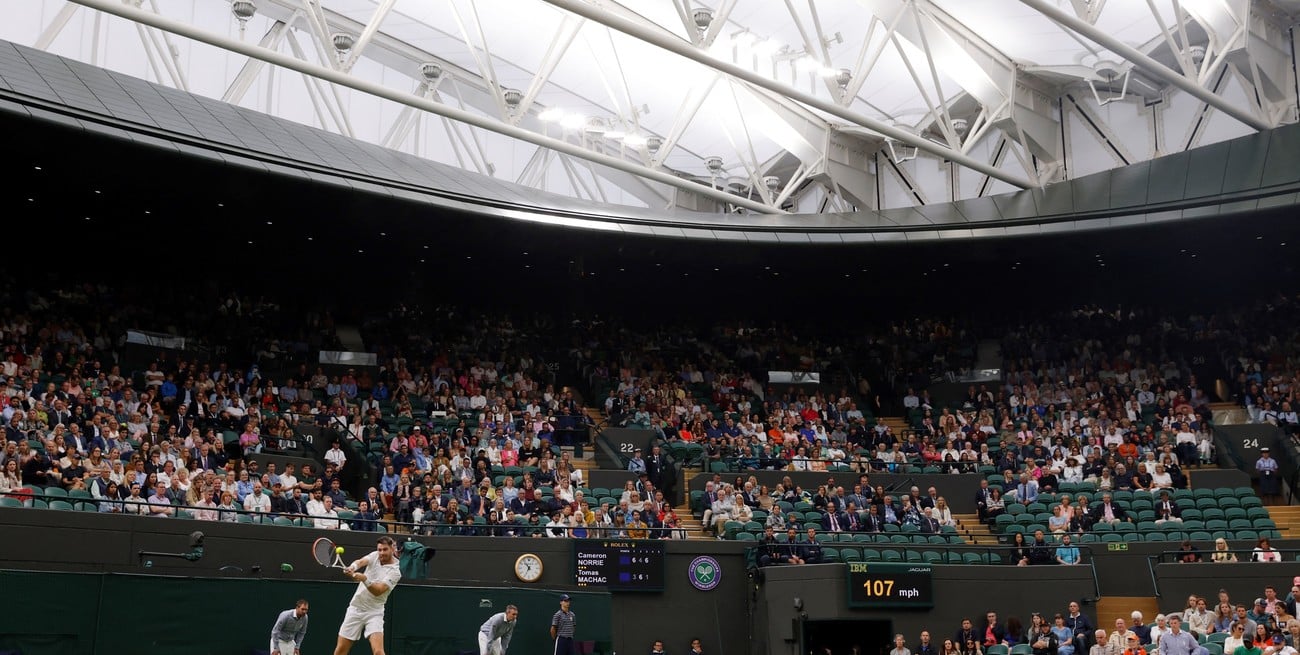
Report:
0,570,611,655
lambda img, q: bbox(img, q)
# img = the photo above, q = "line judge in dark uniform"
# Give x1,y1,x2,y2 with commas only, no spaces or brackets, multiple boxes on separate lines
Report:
551,594,577,655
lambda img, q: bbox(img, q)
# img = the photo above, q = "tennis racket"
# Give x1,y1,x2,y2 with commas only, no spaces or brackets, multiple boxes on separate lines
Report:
312,537,348,570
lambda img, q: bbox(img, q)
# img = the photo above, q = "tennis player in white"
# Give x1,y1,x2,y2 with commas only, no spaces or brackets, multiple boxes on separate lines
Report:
333,536,401,655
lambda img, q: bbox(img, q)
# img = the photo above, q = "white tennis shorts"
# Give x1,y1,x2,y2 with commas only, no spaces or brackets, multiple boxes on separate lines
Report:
338,607,386,640
271,638,297,654
478,633,505,655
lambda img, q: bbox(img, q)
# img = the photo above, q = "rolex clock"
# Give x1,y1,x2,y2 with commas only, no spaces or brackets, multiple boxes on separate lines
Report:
514,553,543,582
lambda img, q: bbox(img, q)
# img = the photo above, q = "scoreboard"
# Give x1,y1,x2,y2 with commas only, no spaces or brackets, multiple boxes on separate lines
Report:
844,562,934,609
573,540,665,592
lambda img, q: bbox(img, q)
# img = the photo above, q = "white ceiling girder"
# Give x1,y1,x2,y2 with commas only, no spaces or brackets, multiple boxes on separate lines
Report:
865,0,1060,164
241,0,720,209
820,133,876,209
65,0,781,214
547,0,1035,188
1019,0,1271,130
870,0,1010,109
223,19,293,104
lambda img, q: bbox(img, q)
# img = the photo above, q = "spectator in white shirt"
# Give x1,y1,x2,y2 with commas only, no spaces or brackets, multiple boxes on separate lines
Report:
325,442,348,470
313,496,348,530
244,482,271,513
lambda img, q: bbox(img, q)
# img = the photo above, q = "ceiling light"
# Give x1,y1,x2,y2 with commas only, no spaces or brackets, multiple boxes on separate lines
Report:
94,190,101,194
622,134,647,148
645,136,663,153
795,55,824,74
584,117,608,134
730,31,758,48
1089,60,1129,106
379,232,386,236
33,165,41,170
307,237,313,241
538,107,564,122
420,62,443,82
266,221,273,225
502,88,523,111
231,0,257,27
560,113,586,130
26,198,33,202
331,33,355,63
692,8,713,32
752,39,783,57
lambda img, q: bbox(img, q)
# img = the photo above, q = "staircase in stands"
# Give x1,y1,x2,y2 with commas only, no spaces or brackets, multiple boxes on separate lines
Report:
1264,505,1300,539
952,513,997,545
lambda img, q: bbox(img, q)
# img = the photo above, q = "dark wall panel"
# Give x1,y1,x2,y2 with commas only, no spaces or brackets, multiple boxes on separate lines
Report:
0,508,750,655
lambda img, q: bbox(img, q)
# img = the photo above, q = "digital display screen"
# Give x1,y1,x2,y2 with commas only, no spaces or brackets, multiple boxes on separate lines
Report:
573,540,665,592
845,562,934,609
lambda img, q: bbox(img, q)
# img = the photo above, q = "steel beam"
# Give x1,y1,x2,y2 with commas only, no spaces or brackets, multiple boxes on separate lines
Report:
222,19,292,104
62,0,779,214
35,2,80,51
542,0,1034,188
341,0,397,73
1019,0,1269,130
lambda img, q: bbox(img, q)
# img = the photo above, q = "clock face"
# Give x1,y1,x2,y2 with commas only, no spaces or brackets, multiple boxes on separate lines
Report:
515,554,543,582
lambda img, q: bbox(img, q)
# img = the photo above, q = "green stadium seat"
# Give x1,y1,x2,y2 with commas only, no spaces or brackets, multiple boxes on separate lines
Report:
0,497,22,508
841,548,862,562
862,549,881,561
43,487,68,498
48,500,74,511
882,550,902,562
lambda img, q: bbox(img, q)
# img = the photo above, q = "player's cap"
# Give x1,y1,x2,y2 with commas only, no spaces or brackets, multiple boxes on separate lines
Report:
559,594,572,602
1260,447,1270,452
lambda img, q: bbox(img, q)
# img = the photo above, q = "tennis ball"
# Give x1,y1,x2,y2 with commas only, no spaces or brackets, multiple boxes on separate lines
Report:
336,546,345,555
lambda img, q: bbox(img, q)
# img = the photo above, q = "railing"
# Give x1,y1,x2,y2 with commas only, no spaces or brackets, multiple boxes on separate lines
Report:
0,489,686,539
692,453,988,474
